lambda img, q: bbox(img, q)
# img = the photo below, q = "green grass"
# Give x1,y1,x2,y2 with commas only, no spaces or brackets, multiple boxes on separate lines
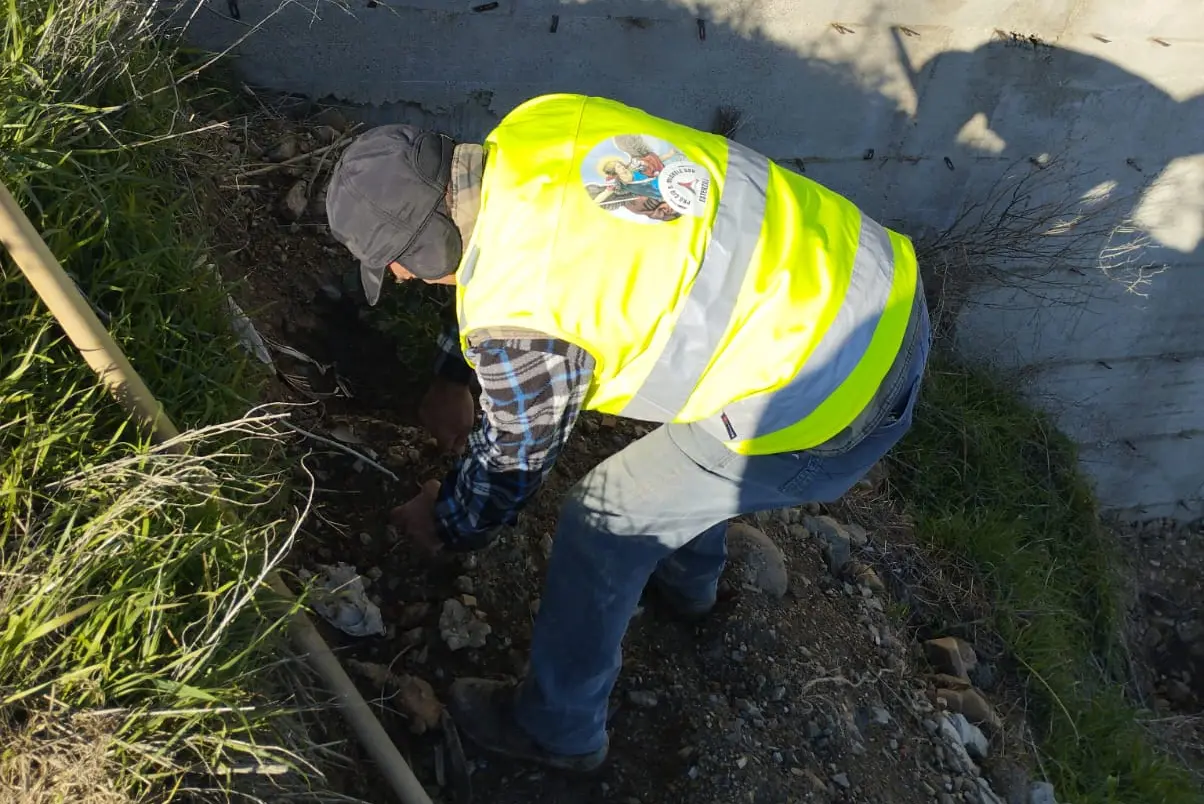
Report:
1,1,321,799
890,356,1199,804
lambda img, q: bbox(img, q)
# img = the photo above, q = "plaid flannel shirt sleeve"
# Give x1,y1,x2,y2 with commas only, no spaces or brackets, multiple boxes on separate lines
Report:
433,332,595,550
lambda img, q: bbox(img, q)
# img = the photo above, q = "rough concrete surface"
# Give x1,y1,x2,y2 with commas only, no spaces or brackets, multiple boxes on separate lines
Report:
181,0,1204,518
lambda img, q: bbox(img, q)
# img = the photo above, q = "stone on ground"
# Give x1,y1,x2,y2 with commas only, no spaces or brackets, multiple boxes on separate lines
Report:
440,598,491,651
934,686,1001,729
924,635,979,679
281,180,308,220
806,515,853,573
726,523,789,597
627,690,659,708
396,674,443,734
948,713,989,760
1029,781,1058,804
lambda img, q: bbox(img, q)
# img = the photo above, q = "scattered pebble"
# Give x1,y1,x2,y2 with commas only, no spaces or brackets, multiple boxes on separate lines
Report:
949,713,989,760
267,135,298,161
832,772,851,789
394,674,443,734
845,522,869,546
281,180,308,220
853,562,887,592
627,690,659,708
439,598,491,651
1029,781,1058,804
934,686,1000,728
807,515,853,573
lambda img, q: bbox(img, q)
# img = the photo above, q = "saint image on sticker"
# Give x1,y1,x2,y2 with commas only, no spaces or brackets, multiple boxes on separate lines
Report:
582,134,711,223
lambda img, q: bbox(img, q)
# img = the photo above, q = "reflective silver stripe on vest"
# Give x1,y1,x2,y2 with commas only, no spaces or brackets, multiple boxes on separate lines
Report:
619,141,770,421
695,215,897,443
456,244,480,334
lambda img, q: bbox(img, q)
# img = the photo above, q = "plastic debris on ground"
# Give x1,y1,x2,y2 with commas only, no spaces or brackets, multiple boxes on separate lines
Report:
299,562,386,637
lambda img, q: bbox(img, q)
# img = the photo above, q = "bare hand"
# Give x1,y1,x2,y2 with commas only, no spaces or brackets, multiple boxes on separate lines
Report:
389,480,444,557
419,377,475,455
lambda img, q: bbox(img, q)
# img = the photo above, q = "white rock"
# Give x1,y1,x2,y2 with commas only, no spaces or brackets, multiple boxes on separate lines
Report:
936,714,977,773
950,713,990,760
1029,781,1058,804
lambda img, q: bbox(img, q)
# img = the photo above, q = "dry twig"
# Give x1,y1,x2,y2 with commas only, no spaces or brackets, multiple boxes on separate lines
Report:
234,132,358,180
277,420,399,482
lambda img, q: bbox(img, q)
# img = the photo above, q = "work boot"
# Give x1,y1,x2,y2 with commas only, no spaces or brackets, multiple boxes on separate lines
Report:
646,574,717,622
448,678,609,773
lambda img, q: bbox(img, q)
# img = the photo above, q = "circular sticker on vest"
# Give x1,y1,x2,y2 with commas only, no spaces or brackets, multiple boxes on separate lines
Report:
581,134,711,224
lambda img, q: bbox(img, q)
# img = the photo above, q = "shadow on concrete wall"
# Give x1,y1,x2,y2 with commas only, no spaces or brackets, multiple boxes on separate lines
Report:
206,0,1204,265
905,37,1203,256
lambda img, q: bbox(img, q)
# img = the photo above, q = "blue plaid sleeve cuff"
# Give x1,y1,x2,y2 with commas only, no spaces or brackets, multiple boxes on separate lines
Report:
433,325,474,385
433,336,594,550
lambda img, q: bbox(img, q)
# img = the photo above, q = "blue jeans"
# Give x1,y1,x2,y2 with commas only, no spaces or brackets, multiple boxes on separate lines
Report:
515,306,931,756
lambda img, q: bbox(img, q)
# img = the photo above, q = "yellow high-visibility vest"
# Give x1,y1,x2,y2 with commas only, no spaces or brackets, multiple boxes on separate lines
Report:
456,94,918,455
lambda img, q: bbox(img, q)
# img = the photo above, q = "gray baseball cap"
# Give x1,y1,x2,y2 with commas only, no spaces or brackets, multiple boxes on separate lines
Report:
325,124,461,305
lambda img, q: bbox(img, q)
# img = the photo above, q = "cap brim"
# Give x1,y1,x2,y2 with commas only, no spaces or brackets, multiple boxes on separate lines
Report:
360,261,385,306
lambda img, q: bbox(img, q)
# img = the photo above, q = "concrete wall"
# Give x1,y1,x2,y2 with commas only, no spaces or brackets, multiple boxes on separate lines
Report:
184,0,1204,519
